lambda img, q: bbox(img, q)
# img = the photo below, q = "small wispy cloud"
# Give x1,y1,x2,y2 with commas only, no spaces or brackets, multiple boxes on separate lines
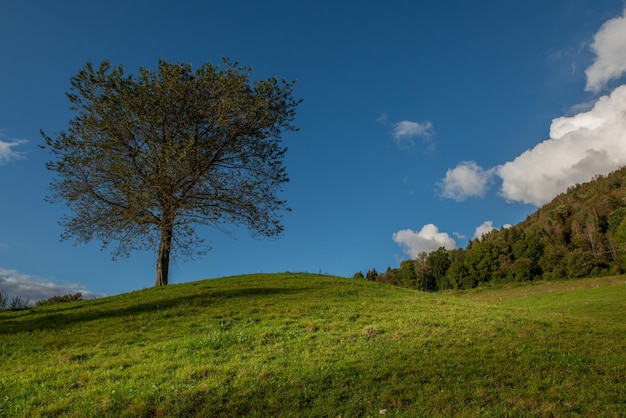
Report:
392,120,434,149
0,133,28,165
379,115,434,150
0,268,100,304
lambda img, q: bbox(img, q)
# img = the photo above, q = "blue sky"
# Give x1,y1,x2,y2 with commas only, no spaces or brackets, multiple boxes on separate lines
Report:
2,0,626,301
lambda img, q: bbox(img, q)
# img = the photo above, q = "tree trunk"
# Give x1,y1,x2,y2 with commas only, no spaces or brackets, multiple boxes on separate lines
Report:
154,223,173,287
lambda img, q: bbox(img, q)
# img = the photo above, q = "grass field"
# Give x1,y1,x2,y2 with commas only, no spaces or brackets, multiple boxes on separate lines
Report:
453,276,626,323
1,273,625,417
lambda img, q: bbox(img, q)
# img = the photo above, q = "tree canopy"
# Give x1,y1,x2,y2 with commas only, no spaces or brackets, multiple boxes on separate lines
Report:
43,58,300,286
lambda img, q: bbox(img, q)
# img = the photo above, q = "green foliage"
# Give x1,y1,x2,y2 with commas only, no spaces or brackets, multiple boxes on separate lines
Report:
510,257,535,282
464,240,498,284
0,289,6,309
442,249,467,289
35,292,83,307
397,260,417,289
411,252,436,291
613,218,626,266
1,273,624,416
365,268,378,281
608,207,626,233
376,267,399,285
42,58,300,286
427,247,451,290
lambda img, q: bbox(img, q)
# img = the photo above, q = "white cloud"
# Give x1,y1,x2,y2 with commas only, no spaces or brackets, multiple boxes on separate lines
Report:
585,8,626,92
0,268,99,304
498,84,626,206
393,120,433,140
441,9,626,208
473,221,496,240
438,161,495,201
392,224,456,258
0,135,27,164
472,221,512,240
384,118,434,149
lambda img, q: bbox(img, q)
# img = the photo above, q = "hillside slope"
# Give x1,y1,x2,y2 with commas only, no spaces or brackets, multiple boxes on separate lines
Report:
1,273,625,416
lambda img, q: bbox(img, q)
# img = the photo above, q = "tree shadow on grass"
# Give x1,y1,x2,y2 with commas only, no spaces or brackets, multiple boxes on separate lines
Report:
0,286,315,335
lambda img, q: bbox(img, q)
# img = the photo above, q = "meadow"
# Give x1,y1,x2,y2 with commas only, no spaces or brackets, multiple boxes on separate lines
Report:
1,273,625,417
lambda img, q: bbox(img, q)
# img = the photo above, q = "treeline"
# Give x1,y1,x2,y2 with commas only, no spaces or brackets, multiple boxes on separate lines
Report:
0,289,83,311
355,166,626,291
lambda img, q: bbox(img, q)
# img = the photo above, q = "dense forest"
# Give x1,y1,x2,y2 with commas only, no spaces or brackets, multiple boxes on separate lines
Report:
356,166,626,291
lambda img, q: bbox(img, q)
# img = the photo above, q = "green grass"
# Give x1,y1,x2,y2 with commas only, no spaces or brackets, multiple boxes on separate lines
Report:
1,273,625,417
450,276,626,322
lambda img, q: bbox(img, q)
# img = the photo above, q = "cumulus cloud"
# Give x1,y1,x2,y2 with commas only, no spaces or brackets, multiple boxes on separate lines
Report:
473,221,496,240
0,268,99,304
392,224,456,258
498,84,626,205
585,8,626,92
472,221,512,240
438,161,495,201
440,9,626,208
0,136,27,164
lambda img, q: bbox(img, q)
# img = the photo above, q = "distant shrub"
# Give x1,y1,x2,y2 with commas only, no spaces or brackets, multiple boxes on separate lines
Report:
0,289,7,309
365,268,378,281
8,295,30,311
36,292,83,307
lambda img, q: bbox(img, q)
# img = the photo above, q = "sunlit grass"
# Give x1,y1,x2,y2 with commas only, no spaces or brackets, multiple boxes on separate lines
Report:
451,275,626,322
1,273,625,416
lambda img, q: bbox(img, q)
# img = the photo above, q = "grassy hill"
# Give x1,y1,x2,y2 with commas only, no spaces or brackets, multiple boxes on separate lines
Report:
1,273,625,417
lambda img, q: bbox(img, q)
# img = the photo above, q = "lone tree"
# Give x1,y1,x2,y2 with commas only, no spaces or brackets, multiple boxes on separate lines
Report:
43,59,300,286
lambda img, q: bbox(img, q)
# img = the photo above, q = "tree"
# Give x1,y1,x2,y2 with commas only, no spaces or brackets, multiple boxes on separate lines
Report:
614,218,626,267
444,249,468,289
43,59,300,286
397,260,417,289
365,268,378,281
427,247,451,290
382,267,399,286
464,240,498,285
412,252,430,290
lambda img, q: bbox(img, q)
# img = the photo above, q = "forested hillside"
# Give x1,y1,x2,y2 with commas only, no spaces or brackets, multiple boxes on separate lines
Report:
359,166,626,291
